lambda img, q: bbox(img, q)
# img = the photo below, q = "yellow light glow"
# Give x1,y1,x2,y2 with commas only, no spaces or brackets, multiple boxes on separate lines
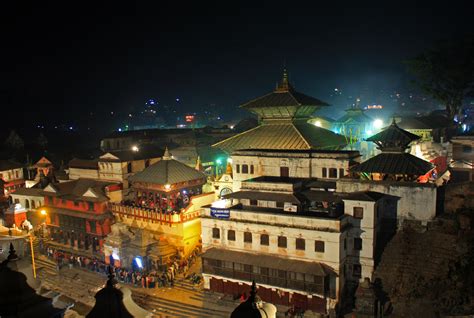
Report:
314,120,322,127
164,184,171,190
131,145,139,152
40,210,47,216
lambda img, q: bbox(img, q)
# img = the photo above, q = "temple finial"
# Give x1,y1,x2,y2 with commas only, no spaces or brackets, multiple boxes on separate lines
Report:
248,280,257,302
195,156,202,171
225,162,233,175
276,66,292,92
106,266,117,287
163,146,172,160
7,243,19,261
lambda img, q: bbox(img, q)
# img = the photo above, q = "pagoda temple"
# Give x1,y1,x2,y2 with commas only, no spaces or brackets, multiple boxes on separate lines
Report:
333,99,374,140
351,120,435,181
213,69,347,153
106,148,214,269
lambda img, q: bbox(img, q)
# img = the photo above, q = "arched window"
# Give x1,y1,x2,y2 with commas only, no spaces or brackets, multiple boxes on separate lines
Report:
25,200,30,209
31,200,36,208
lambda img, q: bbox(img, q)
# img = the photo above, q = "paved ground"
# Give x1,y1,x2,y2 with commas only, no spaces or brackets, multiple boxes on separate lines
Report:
36,255,280,318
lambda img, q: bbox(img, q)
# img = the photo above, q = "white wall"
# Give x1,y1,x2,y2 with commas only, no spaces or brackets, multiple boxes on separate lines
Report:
337,179,438,221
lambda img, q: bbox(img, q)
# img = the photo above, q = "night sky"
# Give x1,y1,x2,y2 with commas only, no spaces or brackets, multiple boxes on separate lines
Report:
2,1,473,134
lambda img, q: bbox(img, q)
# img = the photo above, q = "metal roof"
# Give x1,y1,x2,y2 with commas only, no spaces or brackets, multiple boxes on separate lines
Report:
0,160,23,171
350,153,434,175
42,179,117,202
129,157,207,185
202,247,329,276
340,191,387,202
68,158,99,170
366,121,421,144
241,90,329,109
213,121,347,154
224,191,301,204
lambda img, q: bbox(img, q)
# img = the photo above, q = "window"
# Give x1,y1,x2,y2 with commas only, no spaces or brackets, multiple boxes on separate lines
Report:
212,228,220,239
353,207,364,219
354,238,362,250
127,162,132,173
242,164,249,173
74,201,80,207
339,168,344,178
296,238,305,250
250,165,254,174
88,202,94,211
227,230,235,241
260,267,269,276
278,236,287,248
462,145,472,153
15,170,19,178
322,168,327,178
260,234,269,246
276,201,284,208
243,264,253,273
90,221,96,233
250,199,258,206
145,159,150,168
315,240,325,253
353,264,362,278
280,166,289,177
244,232,252,243
236,164,240,173
329,168,338,178
31,200,36,209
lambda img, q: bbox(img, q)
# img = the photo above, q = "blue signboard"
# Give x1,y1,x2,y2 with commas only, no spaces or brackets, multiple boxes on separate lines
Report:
210,207,230,219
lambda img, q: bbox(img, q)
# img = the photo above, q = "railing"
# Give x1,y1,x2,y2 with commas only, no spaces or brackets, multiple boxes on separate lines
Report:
108,203,201,224
203,264,325,295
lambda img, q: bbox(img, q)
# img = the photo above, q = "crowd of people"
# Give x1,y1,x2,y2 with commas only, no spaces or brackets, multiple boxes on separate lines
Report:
42,245,201,289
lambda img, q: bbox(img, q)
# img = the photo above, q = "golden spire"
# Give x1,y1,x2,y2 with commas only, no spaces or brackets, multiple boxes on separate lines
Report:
163,146,172,160
195,155,203,171
275,67,292,92
225,162,232,175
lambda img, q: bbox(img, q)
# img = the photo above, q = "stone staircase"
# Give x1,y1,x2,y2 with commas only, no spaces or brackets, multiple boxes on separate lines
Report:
373,222,459,301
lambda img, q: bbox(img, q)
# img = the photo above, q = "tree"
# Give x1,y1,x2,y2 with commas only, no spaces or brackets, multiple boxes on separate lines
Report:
407,36,474,123
37,132,48,149
4,130,24,150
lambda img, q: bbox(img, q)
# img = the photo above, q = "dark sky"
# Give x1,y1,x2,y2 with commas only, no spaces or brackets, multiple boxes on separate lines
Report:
2,1,473,133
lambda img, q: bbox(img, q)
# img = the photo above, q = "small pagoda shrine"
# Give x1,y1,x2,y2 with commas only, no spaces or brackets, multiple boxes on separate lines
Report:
86,267,151,318
107,148,214,267
129,147,207,211
0,244,66,318
213,69,347,153
333,98,374,140
351,120,435,181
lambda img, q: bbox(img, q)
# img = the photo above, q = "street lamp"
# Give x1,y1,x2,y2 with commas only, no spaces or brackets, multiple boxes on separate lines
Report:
40,209,47,216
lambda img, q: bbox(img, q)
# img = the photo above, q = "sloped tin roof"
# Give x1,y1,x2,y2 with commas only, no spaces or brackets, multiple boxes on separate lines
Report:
213,121,347,154
129,158,207,185
350,152,434,175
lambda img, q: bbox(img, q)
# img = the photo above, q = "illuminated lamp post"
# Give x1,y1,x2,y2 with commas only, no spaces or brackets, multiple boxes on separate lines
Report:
215,158,223,179
40,209,47,238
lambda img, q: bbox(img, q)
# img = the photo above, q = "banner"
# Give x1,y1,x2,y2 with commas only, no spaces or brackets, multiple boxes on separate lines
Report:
210,207,230,219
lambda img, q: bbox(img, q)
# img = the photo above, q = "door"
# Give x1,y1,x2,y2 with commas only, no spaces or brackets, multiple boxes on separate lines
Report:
280,166,289,177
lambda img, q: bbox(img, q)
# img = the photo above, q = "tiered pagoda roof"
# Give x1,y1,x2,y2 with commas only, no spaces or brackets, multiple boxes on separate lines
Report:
213,69,347,153
351,120,434,177
129,148,207,186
